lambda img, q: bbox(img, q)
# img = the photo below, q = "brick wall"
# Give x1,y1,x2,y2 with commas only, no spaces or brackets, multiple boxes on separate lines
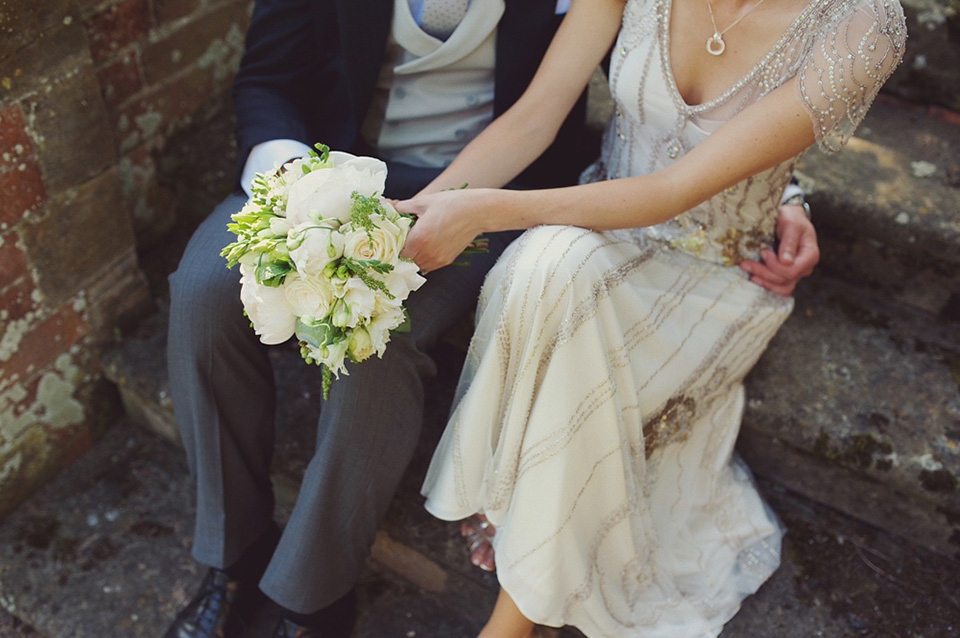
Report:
0,0,252,518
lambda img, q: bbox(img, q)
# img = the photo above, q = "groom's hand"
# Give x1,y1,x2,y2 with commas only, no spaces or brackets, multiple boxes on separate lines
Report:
739,204,819,296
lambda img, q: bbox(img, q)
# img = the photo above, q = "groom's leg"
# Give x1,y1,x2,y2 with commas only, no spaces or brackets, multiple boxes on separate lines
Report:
258,170,520,612
167,190,280,569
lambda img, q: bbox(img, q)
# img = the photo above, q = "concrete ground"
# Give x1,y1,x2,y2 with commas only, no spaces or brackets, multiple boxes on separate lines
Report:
0,337,958,637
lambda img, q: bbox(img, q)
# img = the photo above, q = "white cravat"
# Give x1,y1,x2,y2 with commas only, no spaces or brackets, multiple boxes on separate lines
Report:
418,0,469,40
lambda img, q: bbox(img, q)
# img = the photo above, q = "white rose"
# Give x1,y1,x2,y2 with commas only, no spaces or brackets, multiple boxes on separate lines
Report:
342,214,406,264
239,272,297,345
328,152,388,180
284,155,388,226
373,287,403,318
284,168,338,226
283,272,337,320
288,225,345,277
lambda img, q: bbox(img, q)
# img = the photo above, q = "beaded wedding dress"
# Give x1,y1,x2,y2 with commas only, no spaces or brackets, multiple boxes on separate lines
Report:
421,0,905,635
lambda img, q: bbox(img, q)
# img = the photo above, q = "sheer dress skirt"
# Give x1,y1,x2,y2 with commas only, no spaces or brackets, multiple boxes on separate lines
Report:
422,225,793,638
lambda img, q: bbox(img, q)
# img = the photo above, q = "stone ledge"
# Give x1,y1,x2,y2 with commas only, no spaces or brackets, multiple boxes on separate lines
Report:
743,271,960,556
796,99,960,315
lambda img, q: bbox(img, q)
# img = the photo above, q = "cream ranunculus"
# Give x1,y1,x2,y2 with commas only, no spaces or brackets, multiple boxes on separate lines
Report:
239,272,297,345
341,214,406,264
337,278,378,329
370,305,405,350
384,259,426,300
347,326,375,362
314,337,351,378
288,225,345,277
282,271,337,321
331,278,377,329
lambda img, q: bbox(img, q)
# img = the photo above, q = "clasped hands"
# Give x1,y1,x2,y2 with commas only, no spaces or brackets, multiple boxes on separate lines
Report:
397,191,818,297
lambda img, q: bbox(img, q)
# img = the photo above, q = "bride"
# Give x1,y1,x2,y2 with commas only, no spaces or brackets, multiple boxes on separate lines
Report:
397,0,905,635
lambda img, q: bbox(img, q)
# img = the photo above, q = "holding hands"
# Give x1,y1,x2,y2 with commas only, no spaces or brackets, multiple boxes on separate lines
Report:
398,188,500,273
399,192,820,297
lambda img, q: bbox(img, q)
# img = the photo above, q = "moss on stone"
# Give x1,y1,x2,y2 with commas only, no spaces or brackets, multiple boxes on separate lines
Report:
813,431,896,472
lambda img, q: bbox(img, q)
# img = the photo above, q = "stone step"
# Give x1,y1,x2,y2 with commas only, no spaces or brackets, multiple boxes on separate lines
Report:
794,98,960,318
740,270,960,558
1,405,959,636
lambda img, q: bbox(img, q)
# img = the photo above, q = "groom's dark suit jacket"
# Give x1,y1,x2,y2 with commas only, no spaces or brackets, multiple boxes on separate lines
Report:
232,0,593,190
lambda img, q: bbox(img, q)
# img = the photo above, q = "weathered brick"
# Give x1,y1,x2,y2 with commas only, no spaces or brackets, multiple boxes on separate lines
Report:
116,144,176,243
20,168,134,305
0,103,33,170
140,1,249,86
117,144,154,196
0,10,88,101
113,64,218,152
0,161,46,228
83,0,151,63
0,232,29,291
0,0,75,61
0,303,90,380
0,277,40,325
154,0,201,24
25,65,116,193
76,0,109,14
96,51,144,109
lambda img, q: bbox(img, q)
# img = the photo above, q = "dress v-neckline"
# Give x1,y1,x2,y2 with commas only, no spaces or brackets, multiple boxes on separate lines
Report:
659,0,820,111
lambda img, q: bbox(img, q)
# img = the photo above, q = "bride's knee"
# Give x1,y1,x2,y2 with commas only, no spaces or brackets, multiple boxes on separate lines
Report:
508,225,610,288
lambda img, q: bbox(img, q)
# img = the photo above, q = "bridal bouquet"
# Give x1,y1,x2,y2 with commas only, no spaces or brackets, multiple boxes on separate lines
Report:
222,144,426,398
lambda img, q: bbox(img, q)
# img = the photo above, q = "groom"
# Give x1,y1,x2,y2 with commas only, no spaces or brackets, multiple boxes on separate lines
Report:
164,0,819,637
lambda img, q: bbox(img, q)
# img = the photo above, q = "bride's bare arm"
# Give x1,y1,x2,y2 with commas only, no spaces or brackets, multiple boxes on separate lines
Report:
415,0,626,195
401,79,817,271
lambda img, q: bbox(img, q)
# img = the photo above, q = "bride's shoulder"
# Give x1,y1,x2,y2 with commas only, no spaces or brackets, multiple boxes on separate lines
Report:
793,0,906,152
806,0,906,44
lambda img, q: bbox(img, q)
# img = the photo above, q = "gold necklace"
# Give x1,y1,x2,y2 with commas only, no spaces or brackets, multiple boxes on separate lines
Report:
704,0,769,55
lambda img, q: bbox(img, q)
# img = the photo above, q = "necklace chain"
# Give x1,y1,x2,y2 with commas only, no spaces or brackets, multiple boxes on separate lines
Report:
705,0,769,55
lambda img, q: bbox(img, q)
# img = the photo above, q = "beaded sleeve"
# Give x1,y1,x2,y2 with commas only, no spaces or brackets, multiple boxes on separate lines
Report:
796,0,907,152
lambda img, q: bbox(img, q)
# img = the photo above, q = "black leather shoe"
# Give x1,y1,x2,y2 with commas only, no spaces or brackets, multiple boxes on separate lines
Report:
164,568,244,638
272,590,356,638
272,617,318,638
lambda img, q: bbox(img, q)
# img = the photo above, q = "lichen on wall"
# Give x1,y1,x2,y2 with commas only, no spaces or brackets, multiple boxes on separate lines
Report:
0,353,85,444
0,313,36,363
197,24,246,82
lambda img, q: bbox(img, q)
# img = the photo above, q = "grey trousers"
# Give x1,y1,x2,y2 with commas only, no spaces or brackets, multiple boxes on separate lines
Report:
168,163,518,613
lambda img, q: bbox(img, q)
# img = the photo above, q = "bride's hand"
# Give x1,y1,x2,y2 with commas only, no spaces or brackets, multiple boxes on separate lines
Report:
397,189,494,273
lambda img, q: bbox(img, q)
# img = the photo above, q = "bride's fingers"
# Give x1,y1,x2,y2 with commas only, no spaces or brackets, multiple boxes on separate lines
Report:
395,198,426,216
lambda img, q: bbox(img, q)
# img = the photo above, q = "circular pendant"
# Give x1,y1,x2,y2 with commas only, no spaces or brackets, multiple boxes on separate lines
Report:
706,33,725,56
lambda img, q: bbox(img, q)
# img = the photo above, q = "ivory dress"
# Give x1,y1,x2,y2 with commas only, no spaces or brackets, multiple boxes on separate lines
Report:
422,0,905,635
